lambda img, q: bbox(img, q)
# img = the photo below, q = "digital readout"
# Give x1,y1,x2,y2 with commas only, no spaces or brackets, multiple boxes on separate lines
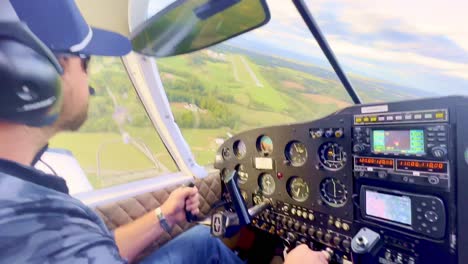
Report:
396,160,447,173
355,157,394,168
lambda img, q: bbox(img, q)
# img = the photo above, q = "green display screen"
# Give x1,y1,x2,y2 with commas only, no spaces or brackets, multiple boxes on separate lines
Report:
372,130,425,154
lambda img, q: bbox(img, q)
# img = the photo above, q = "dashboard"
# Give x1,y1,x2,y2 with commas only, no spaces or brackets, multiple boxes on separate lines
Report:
214,96,468,264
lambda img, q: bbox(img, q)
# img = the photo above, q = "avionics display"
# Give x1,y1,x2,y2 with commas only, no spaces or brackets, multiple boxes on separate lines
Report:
372,130,425,155
366,190,412,225
355,157,394,168
397,159,448,173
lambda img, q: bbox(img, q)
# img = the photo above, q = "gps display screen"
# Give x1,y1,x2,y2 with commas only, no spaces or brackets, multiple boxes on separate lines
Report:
372,130,425,155
366,190,412,225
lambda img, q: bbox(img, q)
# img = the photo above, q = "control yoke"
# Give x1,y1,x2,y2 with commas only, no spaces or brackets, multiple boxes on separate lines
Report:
191,170,271,238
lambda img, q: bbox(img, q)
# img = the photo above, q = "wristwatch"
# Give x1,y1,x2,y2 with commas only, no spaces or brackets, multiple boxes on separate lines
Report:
155,207,172,232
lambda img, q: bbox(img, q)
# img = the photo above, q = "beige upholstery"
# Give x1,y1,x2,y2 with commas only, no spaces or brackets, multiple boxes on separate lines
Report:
94,173,222,257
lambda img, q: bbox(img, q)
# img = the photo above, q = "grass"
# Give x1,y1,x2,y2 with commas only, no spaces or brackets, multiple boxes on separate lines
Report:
49,127,179,189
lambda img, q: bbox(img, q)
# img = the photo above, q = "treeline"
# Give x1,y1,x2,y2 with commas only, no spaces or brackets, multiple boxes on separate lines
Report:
163,76,240,129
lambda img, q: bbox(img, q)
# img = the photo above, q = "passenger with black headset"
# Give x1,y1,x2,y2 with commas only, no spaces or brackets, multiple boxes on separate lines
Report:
0,0,329,263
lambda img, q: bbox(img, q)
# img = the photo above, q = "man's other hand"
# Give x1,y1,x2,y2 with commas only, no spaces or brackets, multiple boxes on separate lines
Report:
285,245,330,264
161,186,200,226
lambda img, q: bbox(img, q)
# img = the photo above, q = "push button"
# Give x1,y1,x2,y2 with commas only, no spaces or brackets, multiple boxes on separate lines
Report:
425,210,439,222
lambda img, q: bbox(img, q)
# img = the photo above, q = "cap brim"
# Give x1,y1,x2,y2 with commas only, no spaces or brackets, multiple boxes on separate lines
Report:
79,27,131,56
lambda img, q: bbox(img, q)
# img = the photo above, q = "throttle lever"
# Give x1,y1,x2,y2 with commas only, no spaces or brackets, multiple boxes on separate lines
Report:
185,182,198,222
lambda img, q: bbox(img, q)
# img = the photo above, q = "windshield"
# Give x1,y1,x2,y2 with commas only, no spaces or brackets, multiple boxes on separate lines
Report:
306,0,468,99
146,1,332,165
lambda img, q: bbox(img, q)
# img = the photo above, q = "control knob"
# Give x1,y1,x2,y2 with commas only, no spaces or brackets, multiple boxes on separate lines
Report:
431,146,447,159
314,129,324,138
353,144,365,153
324,233,332,243
308,227,316,237
333,236,342,246
294,222,301,231
335,129,344,138
315,230,324,240
342,239,351,250
325,129,334,138
300,225,308,233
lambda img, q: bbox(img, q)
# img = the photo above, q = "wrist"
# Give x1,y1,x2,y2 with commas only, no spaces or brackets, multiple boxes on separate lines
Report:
159,204,176,228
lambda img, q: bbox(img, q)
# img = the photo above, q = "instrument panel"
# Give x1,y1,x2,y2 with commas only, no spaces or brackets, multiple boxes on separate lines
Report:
214,96,468,263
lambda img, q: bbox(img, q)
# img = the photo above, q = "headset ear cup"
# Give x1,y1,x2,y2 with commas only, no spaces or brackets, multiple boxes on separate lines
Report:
0,39,62,126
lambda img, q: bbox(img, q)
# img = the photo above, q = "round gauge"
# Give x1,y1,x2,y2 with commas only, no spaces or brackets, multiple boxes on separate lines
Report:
257,135,273,156
287,177,310,202
258,173,276,196
318,142,347,170
233,140,247,159
235,164,249,184
285,141,308,167
320,178,348,207
222,147,231,160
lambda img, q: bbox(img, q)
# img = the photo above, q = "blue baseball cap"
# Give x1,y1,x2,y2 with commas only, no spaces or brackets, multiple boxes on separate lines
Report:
5,0,131,56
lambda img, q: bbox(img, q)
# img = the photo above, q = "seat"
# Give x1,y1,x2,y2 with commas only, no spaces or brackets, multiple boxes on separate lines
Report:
94,172,222,259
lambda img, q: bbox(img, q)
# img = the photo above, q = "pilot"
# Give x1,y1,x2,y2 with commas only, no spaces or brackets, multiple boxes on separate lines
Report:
0,0,329,263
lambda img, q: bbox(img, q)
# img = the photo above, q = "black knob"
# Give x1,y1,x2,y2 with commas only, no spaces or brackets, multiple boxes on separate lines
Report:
333,236,342,246
378,171,388,179
294,222,301,231
325,129,334,138
301,225,308,233
316,230,324,240
342,239,351,249
287,220,294,228
282,217,288,226
431,147,447,158
308,227,316,237
324,233,332,242
353,144,365,153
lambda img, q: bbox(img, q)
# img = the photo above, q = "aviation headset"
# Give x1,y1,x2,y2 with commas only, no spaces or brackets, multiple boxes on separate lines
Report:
0,22,63,127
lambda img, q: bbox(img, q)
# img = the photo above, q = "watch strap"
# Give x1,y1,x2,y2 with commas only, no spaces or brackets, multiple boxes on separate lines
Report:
155,207,172,232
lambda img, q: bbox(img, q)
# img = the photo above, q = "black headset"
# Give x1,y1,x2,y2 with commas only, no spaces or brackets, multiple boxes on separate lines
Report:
0,22,63,127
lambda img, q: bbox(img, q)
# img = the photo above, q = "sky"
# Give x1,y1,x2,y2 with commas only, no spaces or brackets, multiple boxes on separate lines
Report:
227,0,468,96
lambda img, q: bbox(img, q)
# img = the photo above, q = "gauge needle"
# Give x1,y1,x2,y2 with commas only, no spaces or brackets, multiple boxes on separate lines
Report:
295,188,300,197
332,181,336,197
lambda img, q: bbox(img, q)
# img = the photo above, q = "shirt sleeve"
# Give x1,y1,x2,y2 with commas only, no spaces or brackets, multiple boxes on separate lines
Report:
0,197,128,264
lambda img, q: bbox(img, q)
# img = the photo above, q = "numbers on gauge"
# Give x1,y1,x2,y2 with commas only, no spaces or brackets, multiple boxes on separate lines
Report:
257,135,273,156
285,141,308,167
318,142,347,170
233,140,247,159
259,173,276,196
235,164,249,184
320,178,348,207
287,176,309,202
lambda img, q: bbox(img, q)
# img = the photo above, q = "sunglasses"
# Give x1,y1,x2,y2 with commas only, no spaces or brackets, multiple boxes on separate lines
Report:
55,53,91,73
55,53,95,95
80,55,91,73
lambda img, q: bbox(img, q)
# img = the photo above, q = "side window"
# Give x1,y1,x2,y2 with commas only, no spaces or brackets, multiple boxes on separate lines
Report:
46,57,178,193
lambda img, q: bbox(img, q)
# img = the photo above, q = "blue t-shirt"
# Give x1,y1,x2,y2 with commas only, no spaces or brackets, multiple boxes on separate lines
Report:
0,159,127,263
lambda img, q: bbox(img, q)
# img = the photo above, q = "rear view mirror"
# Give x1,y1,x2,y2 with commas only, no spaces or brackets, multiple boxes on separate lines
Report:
131,0,270,57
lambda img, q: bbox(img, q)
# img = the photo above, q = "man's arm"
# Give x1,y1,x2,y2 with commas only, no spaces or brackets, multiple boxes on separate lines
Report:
114,186,200,263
